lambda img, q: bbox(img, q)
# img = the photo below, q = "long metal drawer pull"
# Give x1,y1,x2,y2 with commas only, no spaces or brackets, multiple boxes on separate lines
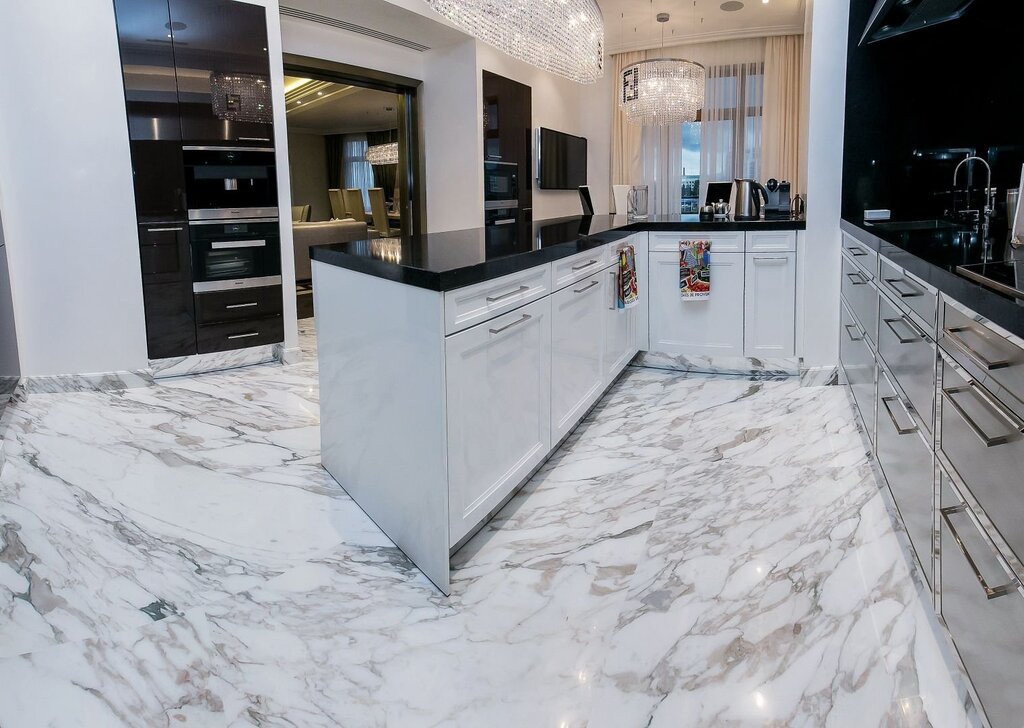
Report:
881,395,918,435
574,280,600,294
884,276,924,298
211,239,267,250
146,226,183,233
571,259,599,271
940,505,1018,599
227,332,260,340
943,326,1013,370
883,316,923,344
941,383,1024,447
489,314,532,335
609,271,617,310
845,272,868,286
485,285,529,303
846,246,868,257
843,323,864,342
237,137,271,143
225,302,258,309
753,257,787,263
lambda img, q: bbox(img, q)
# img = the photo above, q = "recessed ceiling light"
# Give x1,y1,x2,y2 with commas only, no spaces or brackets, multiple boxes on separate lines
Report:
721,1,744,10
317,91,323,96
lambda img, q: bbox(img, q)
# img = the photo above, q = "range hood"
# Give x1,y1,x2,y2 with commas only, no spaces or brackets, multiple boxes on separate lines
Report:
860,0,976,45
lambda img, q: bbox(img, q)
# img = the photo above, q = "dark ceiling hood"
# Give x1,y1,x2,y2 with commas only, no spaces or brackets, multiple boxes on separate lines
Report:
860,0,976,45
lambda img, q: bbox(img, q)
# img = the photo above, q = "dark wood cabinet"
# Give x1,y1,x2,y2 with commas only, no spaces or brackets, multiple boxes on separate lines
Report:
196,316,284,354
195,284,283,326
482,71,533,214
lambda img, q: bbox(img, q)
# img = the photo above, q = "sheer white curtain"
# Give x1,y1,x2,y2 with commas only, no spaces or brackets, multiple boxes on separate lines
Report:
342,133,373,209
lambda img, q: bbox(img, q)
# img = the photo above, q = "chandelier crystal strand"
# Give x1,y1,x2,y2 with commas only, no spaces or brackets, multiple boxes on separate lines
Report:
620,57,706,125
365,142,399,165
426,0,604,84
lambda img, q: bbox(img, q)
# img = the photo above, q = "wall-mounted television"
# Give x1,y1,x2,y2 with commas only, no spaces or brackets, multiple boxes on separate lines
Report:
537,128,587,190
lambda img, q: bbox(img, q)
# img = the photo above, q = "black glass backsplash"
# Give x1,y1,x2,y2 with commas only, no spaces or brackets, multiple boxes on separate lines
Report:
843,0,1024,225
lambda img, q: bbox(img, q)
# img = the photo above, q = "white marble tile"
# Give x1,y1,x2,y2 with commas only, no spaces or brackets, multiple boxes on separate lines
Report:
636,351,799,377
149,344,278,379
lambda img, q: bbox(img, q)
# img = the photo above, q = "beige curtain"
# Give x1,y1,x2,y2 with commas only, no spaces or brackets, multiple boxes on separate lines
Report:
762,35,805,196
610,51,646,196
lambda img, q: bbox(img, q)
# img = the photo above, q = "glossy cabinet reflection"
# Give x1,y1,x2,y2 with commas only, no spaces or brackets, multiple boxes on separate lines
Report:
482,71,532,214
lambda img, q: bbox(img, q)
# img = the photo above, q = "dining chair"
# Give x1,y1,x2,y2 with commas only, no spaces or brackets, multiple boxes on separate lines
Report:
328,188,347,220
291,204,311,222
368,188,394,237
343,188,367,223
612,185,630,215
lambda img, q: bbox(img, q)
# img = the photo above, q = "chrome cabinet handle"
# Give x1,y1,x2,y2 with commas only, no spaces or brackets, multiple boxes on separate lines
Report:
941,382,1024,447
940,504,1019,600
146,226,184,233
753,256,788,263
943,326,1013,370
572,259,599,271
883,276,924,298
211,239,267,250
486,285,529,303
881,395,918,435
882,316,923,344
609,271,617,310
845,246,868,257
574,280,600,294
843,323,864,342
845,272,868,286
225,302,258,309
227,332,259,340
237,137,271,143
489,314,531,335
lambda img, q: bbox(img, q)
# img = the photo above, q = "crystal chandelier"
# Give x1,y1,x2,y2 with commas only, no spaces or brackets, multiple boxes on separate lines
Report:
619,14,705,126
366,142,399,165
425,0,604,84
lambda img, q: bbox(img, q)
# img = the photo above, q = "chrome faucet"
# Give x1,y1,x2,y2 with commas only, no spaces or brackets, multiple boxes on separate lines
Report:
953,156,996,240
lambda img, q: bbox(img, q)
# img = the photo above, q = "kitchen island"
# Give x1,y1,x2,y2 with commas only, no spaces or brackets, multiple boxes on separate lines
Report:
311,214,806,592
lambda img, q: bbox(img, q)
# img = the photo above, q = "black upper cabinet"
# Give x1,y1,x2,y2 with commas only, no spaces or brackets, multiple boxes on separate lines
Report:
169,0,274,145
482,72,532,213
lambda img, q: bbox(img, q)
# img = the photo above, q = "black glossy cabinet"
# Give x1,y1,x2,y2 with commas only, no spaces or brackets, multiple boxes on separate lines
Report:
168,0,275,145
482,71,532,214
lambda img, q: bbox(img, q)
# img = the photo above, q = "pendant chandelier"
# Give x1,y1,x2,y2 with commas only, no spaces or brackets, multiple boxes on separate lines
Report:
619,13,705,125
425,0,604,84
366,142,399,166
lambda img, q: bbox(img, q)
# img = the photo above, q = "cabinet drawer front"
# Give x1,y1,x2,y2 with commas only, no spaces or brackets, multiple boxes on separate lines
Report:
195,284,283,325
839,302,876,440
842,232,876,277
942,301,1024,421
841,254,878,345
196,315,283,354
444,265,551,335
939,476,1024,728
552,246,612,290
649,230,743,253
878,257,937,335
745,230,796,253
876,369,934,581
940,357,1024,563
877,293,935,431
551,275,606,441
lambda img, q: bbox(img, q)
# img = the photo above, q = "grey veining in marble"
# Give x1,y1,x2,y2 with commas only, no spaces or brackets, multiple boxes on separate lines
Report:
0,318,977,727
800,365,840,387
19,369,154,394
148,343,278,379
635,351,799,378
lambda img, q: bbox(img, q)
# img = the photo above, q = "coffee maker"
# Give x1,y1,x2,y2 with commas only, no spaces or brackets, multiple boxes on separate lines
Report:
764,178,792,220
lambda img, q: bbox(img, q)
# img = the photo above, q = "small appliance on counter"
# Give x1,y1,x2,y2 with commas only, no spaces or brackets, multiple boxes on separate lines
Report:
734,178,768,221
764,178,792,220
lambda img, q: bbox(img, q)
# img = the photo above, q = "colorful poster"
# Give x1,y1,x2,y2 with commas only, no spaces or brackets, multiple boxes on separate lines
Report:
679,240,711,299
618,245,639,309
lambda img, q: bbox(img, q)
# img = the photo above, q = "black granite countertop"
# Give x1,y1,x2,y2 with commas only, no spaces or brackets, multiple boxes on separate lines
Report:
310,214,806,291
841,218,1024,339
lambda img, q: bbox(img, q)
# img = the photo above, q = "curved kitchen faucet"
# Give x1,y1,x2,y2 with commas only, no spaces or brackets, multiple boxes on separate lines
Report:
952,155,995,240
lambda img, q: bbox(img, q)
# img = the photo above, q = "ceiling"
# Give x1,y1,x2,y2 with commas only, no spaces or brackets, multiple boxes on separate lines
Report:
599,0,806,53
284,77,400,134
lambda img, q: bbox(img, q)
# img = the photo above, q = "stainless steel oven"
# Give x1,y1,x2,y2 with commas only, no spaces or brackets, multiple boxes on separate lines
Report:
189,218,281,292
183,146,278,220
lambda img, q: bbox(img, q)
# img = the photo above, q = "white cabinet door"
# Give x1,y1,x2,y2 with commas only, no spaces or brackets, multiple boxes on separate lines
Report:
551,272,606,442
603,262,637,384
744,252,796,358
445,297,552,547
648,251,745,357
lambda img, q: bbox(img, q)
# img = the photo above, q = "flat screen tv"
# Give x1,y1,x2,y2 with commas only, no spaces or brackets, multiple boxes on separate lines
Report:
538,128,587,190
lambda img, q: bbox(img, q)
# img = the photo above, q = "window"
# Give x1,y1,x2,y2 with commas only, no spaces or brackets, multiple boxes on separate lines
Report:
681,122,701,213
342,133,373,209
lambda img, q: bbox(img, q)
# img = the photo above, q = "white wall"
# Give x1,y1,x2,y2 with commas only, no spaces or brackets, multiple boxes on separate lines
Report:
799,0,850,368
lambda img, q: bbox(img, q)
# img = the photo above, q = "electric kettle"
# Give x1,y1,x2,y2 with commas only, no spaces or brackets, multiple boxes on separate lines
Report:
734,179,769,221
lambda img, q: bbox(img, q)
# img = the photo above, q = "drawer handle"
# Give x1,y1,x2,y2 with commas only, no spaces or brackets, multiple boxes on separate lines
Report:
943,326,1013,371
845,246,868,257
489,314,531,336
486,285,530,303
609,271,617,310
845,272,868,286
881,395,918,435
940,505,1018,600
882,316,923,344
941,382,1024,447
574,280,600,294
843,323,864,342
753,256,788,263
883,276,924,298
146,226,183,233
571,259,599,271
227,332,260,340
225,302,258,309
238,137,271,142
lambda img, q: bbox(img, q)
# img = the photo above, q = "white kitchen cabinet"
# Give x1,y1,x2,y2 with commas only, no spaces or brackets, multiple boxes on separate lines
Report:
603,261,637,385
551,271,606,442
445,297,552,547
648,251,745,357
744,251,797,357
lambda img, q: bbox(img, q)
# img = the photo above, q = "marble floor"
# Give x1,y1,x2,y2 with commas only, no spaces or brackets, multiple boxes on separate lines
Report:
0,319,977,727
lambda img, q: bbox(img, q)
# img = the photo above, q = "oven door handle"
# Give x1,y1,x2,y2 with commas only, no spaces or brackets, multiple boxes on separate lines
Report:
210,239,267,250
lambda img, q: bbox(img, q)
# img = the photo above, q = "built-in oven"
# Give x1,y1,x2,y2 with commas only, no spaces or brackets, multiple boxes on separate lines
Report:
484,161,519,204
189,218,281,292
183,146,278,221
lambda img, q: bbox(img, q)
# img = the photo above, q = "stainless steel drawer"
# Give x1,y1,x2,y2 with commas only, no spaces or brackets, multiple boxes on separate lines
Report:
942,301,1024,422
877,293,935,432
876,369,933,583
939,474,1024,728
841,254,878,346
842,232,876,277
840,302,876,442
940,357,1024,563
878,257,937,335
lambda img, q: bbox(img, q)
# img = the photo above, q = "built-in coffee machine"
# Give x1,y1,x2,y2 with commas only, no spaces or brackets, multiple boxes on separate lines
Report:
764,178,792,220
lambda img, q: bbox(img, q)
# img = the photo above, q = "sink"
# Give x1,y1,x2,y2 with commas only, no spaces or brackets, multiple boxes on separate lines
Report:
865,219,963,233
